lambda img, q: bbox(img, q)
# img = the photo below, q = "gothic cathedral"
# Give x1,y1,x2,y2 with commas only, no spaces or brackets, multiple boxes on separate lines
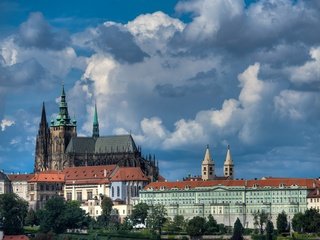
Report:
35,86,159,181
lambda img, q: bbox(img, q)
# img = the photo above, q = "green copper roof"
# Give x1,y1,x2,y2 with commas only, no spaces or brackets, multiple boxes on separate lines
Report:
65,135,137,154
51,85,76,127
92,103,99,137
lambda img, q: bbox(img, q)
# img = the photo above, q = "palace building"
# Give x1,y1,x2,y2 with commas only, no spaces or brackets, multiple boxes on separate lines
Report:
34,86,159,181
140,147,320,228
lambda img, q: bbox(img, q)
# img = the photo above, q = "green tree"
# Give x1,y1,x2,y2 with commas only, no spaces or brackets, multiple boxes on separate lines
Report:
25,208,38,226
186,216,206,237
97,196,114,227
303,208,320,233
147,204,167,234
120,216,133,231
266,220,274,240
205,214,219,234
276,211,288,234
38,197,90,233
38,196,67,233
163,215,186,233
172,215,186,232
292,212,304,232
101,196,113,216
0,193,28,235
63,201,89,230
131,202,149,225
231,218,244,240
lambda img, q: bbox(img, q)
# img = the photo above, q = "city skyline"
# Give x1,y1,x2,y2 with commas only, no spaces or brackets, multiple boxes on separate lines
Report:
0,0,320,180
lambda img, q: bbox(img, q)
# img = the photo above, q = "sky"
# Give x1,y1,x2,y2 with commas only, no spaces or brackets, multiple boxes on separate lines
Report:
0,0,320,180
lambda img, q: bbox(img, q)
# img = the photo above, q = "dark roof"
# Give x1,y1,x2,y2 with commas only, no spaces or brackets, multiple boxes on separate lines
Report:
66,135,138,154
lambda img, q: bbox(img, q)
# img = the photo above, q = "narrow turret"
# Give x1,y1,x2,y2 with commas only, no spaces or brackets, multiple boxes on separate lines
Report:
224,145,234,179
92,103,99,138
201,145,215,180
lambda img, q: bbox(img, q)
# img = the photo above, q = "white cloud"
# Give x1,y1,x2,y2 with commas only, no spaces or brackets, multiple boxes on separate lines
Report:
163,119,206,149
238,63,265,106
1,119,14,131
126,11,185,54
176,0,243,42
210,99,239,128
141,117,168,140
274,90,320,121
289,47,320,84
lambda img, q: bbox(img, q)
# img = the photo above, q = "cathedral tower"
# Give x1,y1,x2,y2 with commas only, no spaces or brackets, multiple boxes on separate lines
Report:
201,145,215,180
34,102,50,172
49,85,77,170
224,145,234,179
92,103,99,138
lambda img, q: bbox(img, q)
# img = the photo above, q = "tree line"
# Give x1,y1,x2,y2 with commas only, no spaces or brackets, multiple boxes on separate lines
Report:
1,193,320,239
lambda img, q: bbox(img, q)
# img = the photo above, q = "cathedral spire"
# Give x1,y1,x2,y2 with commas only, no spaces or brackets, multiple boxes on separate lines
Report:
52,84,75,126
35,102,50,172
92,103,99,137
40,102,47,127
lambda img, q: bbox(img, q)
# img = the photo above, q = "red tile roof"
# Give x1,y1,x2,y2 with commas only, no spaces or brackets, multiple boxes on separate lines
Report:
8,174,34,181
144,178,317,190
28,172,65,183
110,167,149,181
63,165,117,185
4,235,29,240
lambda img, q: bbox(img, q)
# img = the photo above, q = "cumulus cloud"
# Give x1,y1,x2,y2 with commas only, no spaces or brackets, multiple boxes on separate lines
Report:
1,1,320,178
126,11,185,54
94,23,149,63
274,90,320,121
289,47,320,85
1,119,14,131
17,12,70,50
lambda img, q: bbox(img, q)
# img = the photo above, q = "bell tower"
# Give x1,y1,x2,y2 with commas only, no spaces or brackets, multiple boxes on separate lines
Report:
201,145,215,180
224,145,234,179
49,85,77,170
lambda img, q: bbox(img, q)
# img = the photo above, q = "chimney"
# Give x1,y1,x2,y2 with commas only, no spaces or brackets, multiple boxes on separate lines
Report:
104,169,107,177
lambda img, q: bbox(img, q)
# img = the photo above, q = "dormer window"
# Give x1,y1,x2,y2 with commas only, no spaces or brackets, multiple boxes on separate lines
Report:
279,183,285,188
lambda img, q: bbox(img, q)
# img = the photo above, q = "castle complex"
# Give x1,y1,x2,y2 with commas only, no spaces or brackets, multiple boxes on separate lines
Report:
34,86,159,181
0,85,318,228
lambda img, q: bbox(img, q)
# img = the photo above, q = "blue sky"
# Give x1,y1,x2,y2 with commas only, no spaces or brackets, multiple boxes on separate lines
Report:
0,0,319,180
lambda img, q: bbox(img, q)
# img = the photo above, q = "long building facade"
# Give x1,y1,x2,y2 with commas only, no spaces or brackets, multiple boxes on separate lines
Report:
140,177,318,228
34,86,159,181
140,147,319,228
